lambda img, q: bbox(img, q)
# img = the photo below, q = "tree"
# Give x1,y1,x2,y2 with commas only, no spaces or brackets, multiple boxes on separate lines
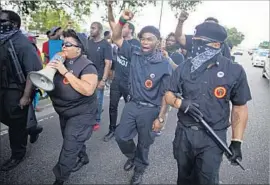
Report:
93,0,201,20
168,0,201,17
258,41,269,49
28,8,81,33
225,27,245,47
1,0,92,18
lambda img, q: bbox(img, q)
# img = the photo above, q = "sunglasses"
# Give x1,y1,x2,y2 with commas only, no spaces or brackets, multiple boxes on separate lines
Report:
0,19,11,23
62,42,79,48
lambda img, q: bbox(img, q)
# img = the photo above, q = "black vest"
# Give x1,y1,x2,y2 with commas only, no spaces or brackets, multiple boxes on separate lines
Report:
48,55,97,118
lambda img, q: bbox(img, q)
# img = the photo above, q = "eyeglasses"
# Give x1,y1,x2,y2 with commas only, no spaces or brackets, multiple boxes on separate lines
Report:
62,42,79,48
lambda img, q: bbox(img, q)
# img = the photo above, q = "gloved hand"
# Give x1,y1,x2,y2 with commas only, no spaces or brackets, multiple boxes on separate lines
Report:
229,141,242,165
179,99,203,122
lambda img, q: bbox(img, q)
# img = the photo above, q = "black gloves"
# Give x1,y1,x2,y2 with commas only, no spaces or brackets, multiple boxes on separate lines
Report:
179,99,203,122
229,141,242,165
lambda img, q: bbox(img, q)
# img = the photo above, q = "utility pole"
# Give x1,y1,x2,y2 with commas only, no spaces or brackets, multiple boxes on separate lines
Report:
158,0,164,30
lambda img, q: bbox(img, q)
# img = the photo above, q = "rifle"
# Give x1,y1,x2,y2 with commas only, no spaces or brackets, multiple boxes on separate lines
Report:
198,117,245,170
8,40,26,84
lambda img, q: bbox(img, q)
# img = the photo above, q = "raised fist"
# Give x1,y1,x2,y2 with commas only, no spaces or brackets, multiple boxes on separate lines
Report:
179,11,189,22
122,10,134,21
106,0,115,6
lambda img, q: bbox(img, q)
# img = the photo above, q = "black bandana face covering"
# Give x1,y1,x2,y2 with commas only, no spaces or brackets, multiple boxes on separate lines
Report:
190,39,221,73
0,21,14,34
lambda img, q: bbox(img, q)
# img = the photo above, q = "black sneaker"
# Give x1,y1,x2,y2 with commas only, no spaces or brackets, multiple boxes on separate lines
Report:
30,126,43,143
0,158,24,171
71,154,89,172
53,180,64,185
124,159,134,171
103,131,115,142
130,170,144,185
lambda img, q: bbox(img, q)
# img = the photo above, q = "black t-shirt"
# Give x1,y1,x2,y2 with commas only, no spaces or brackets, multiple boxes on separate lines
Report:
168,51,185,65
113,38,141,87
86,39,112,80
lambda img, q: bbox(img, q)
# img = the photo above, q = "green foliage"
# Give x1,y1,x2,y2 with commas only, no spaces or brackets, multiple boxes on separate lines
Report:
2,0,92,19
225,27,245,47
28,8,81,33
258,41,269,49
168,0,201,17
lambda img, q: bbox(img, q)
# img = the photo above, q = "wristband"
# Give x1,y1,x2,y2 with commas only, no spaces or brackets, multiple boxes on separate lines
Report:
119,17,127,26
63,71,70,77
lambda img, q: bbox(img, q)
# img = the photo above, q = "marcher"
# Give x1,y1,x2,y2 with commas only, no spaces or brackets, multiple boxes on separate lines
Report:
0,10,43,171
42,30,51,64
103,1,140,142
175,11,232,60
164,32,184,65
165,21,252,185
86,21,112,131
46,29,98,185
111,10,172,185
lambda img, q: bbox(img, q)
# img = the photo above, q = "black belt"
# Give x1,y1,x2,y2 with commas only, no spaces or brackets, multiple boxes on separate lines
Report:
133,100,159,108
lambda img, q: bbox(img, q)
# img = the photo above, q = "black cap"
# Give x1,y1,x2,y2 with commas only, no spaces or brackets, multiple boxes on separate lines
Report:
138,26,160,40
76,33,88,54
194,22,227,42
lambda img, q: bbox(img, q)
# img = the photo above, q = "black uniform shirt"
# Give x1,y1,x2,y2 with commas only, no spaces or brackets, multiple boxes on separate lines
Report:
86,39,112,80
168,54,252,129
118,40,173,106
0,31,42,89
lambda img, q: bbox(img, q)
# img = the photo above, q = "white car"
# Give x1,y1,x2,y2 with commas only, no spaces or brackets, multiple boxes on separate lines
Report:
252,51,269,67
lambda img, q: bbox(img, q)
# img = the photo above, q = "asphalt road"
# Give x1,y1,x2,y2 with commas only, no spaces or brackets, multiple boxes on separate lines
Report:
0,53,269,184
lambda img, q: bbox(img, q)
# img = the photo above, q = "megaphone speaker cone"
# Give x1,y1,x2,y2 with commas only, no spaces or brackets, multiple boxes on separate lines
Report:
29,67,56,91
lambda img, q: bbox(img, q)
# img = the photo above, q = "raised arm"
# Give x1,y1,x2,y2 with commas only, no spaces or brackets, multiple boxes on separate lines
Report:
112,10,134,48
175,11,189,47
106,0,116,30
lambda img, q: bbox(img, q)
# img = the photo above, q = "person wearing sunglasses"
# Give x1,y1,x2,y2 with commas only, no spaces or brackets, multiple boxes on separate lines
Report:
111,10,172,184
166,21,251,185
0,10,43,171
46,29,98,185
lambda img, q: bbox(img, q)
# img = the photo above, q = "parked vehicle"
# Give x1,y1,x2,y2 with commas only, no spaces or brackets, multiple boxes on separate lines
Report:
248,48,258,55
233,48,244,56
252,50,269,67
262,54,270,80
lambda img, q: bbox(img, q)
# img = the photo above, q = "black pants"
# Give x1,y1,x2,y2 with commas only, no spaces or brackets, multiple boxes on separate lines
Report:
0,89,28,160
109,80,129,131
53,113,95,181
115,101,159,172
173,123,226,185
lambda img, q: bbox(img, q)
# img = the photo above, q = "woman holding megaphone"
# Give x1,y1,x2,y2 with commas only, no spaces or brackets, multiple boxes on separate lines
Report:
45,29,98,185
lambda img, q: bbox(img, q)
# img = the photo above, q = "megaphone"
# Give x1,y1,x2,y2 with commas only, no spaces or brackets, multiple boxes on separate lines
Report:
28,52,66,92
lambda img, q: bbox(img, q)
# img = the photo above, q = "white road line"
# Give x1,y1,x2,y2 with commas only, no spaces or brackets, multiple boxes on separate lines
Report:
0,115,55,136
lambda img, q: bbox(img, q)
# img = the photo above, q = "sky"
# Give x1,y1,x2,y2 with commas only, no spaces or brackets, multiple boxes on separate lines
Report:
87,0,269,48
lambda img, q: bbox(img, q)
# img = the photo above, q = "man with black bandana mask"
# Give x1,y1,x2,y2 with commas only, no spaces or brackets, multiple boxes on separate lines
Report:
165,21,252,185
0,10,42,171
111,10,172,185
175,12,232,61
